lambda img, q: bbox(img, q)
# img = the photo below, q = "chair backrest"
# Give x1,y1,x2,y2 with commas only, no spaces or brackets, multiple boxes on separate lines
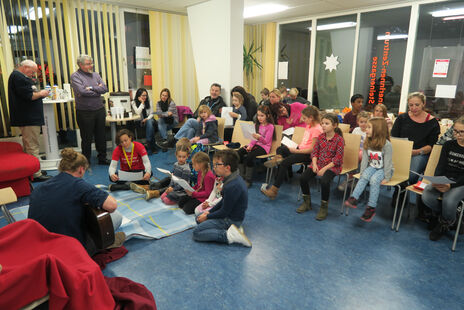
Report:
267,125,283,156
216,117,226,140
390,137,414,181
341,133,361,173
421,144,443,184
339,123,350,133
231,120,253,146
440,125,449,138
292,126,306,144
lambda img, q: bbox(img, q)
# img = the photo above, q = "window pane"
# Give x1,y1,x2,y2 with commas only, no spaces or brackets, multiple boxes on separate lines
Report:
313,15,356,110
278,21,311,99
354,7,411,114
410,1,464,120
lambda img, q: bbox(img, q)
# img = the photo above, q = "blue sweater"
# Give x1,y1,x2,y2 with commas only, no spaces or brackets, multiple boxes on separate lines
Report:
207,171,248,222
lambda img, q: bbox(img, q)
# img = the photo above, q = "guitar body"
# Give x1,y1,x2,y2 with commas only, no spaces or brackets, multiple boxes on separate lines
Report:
84,206,115,250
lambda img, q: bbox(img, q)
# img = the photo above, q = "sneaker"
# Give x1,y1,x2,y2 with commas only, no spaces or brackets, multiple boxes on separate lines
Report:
130,183,147,194
344,197,358,209
226,224,252,247
360,206,376,222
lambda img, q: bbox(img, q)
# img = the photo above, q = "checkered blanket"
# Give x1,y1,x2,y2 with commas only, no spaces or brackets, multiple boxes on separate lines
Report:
4,187,197,240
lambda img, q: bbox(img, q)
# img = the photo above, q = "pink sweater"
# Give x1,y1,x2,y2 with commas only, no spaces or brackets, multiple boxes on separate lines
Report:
191,170,215,202
248,123,275,154
277,102,307,130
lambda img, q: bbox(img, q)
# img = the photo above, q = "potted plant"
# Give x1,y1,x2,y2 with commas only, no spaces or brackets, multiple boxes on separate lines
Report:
243,41,263,90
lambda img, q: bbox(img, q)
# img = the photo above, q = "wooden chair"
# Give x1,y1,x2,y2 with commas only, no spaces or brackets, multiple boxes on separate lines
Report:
339,133,362,215
453,200,464,251
350,138,413,230
213,120,252,151
339,123,350,133
0,187,17,224
396,145,442,231
256,125,282,184
203,117,226,154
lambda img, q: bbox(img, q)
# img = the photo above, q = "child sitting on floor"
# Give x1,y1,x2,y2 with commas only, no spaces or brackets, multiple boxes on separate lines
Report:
108,129,151,192
178,152,215,214
194,176,224,216
192,149,251,247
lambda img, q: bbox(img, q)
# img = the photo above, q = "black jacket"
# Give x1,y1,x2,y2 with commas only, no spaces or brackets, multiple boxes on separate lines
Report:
194,96,226,118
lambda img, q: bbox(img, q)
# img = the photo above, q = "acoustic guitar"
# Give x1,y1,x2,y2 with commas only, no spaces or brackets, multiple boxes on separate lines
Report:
84,206,115,250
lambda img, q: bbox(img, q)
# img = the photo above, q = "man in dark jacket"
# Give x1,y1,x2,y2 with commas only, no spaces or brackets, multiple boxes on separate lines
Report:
8,60,51,182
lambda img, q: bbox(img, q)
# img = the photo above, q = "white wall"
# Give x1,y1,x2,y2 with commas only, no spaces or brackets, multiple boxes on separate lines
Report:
187,0,243,105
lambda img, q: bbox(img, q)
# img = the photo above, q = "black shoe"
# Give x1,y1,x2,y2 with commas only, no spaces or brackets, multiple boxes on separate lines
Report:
41,170,48,176
429,217,452,241
98,159,112,165
32,175,52,182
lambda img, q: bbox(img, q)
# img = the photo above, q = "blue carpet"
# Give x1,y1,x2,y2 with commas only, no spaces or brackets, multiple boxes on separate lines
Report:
1,147,464,309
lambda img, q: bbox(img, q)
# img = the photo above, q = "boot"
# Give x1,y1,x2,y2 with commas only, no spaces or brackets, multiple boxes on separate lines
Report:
150,177,171,190
130,183,150,194
429,216,453,241
296,194,312,213
108,183,131,192
261,185,279,200
264,155,283,168
244,166,254,188
145,190,160,201
315,200,329,221
238,163,246,178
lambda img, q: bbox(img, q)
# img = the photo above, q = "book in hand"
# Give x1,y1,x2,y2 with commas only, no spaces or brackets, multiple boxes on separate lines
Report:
240,122,256,140
410,170,455,185
171,175,195,192
281,136,298,149
157,167,172,175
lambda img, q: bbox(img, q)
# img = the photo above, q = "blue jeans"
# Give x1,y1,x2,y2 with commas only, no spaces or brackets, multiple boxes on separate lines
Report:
409,154,429,184
192,217,242,244
174,118,199,140
158,117,178,140
352,166,384,208
422,185,464,222
145,118,156,146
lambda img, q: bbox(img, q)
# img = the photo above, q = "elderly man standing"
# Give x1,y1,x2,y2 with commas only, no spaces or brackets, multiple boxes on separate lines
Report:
8,60,51,182
71,54,110,165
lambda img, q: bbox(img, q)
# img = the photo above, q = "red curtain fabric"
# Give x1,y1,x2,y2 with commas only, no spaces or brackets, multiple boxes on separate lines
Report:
0,219,115,309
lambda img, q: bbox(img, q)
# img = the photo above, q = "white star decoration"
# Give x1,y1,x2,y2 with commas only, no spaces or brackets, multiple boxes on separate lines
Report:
323,53,340,72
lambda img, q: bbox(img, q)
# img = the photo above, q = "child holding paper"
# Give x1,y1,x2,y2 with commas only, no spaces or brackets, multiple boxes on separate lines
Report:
194,176,224,216
108,129,151,191
262,106,322,204
178,152,215,214
236,105,275,187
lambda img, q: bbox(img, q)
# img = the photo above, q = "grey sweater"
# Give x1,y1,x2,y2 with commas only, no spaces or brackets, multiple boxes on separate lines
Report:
360,140,393,181
70,69,108,111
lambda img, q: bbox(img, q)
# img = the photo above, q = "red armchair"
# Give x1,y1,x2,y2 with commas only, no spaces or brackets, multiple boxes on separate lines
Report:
0,142,40,197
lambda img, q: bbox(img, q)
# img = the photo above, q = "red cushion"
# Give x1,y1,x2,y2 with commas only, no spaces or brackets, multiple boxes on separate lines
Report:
0,152,39,182
0,142,23,154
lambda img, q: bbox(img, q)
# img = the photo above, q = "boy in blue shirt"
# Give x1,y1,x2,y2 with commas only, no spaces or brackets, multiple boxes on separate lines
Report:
193,150,251,247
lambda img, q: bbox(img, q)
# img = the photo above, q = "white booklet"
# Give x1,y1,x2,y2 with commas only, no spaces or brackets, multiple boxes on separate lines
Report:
281,136,298,149
171,175,195,192
118,170,144,181
157,167,172,175
221,107,234,126
282,127,295,136
410,171,456,185
240,122,256,140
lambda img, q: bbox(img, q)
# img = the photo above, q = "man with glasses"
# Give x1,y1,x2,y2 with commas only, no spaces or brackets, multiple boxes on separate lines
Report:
192,149,252,247
71,54,110,165
170,83,225,145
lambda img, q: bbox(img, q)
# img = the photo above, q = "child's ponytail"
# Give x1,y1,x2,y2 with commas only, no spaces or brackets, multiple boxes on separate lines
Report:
322,113,343,138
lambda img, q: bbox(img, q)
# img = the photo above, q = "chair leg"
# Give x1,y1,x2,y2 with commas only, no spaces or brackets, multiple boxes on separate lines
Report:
452,200,464,252
340,174,347,215
396,190,409,231
1,204,16,224
391,185,401,230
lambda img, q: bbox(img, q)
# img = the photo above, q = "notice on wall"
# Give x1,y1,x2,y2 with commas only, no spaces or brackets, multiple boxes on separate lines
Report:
433,59,450,78
135,46,151,69
435,84,456,99
278,61,288,80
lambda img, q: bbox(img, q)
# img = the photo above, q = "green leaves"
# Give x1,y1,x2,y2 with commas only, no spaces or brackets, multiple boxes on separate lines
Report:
243,41,263,79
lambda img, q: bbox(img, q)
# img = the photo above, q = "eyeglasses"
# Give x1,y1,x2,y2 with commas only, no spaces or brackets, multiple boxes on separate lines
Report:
453,129,464,136
213,163,225,168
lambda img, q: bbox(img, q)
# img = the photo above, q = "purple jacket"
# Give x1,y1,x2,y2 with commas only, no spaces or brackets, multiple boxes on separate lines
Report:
70,69,108,111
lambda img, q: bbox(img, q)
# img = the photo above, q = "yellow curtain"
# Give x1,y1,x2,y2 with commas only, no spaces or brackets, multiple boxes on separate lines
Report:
244,22,276,99
149,11,198,111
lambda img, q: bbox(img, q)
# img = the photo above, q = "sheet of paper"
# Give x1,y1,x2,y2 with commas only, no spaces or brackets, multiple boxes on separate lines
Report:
118,170,144,181
157,167,172,175
433,59,449,78
221,107,234,126
435,85,457,99
278,61,288,80
410,171,455,185
281,136,298,149
282,127,295,136
240,122,256,140
171,175,195,192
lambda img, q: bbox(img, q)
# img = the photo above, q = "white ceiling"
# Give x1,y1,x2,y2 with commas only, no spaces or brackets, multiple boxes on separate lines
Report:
101,0,416,24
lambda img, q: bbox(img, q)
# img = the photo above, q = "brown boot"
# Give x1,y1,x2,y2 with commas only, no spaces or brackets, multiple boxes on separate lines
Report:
264,155,283,168
296,194,312,213
130,183,150,194
315,200,329,221
145,190,160,200
261,185,279,199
